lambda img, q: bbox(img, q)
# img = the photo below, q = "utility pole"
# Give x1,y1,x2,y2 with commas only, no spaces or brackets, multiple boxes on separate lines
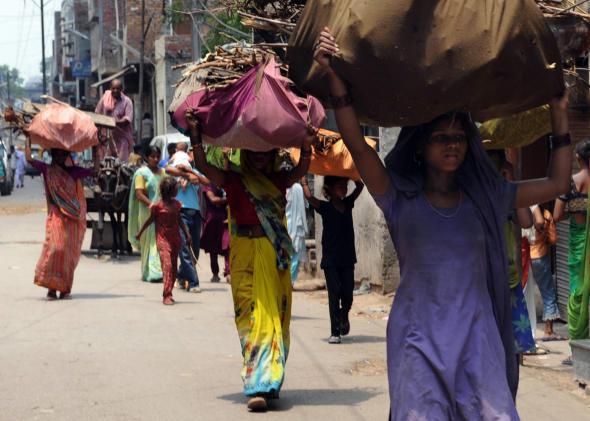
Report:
7,70,12,149
6,70,10,104
40,0,47,96
137,0,145,144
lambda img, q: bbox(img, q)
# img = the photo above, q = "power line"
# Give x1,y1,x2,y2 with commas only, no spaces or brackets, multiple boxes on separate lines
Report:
13,0,27,69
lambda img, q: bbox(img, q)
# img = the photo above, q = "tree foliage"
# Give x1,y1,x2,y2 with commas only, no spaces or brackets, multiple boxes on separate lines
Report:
0,65,25,100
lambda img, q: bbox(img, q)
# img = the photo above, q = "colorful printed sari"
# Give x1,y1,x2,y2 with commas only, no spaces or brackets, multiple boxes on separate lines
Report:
34,165,87,293
239,154,294,270
229,157,293,397
230,236,292,397
568,216,589,340
128,166,164,282
504,221,535,353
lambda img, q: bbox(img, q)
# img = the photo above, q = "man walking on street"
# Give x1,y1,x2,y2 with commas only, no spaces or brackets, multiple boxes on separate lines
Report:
14,146,26,188
166,142,208,292
95,79,134,162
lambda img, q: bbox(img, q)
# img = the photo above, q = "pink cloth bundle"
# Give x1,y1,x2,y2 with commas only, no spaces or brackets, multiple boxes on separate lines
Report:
28,103,98,152
172,57,325,152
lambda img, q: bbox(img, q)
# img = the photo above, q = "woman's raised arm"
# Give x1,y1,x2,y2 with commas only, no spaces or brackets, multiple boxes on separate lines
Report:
515,95,572,208
185,109,226,187
314,28,390,196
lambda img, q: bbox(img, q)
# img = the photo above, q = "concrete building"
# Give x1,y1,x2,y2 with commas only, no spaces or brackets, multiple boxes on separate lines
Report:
87,0,168,136
49,11,64,100
50,1,94,107
56,0,92,107
154,35,192,135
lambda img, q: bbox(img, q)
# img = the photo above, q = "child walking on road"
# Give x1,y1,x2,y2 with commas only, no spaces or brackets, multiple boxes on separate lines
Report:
301,176,364,344
136,177,191,305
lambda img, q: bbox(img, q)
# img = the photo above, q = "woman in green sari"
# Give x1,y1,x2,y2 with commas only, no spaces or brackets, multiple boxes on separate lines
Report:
554,139,590,344
128,145,165,282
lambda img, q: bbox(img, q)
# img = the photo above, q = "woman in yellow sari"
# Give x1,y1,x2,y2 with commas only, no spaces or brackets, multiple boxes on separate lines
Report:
185,110,314,412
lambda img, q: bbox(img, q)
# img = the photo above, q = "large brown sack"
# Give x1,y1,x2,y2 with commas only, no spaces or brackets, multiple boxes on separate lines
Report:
288,0,564,127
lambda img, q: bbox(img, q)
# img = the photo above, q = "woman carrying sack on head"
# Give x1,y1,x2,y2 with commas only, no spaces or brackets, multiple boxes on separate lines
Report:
314,28,572,420
185,109,315,412
24,135,100,300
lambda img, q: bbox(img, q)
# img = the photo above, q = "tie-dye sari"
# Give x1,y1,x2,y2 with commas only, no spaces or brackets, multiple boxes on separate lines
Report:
34,165,87,293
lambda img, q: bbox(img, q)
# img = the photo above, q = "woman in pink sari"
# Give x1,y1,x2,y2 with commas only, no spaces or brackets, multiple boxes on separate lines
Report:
25,136,99,300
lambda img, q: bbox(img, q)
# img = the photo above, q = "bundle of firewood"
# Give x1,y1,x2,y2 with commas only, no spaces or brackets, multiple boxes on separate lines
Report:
3,98,115,134
172,44,287,91
220,0,305,22
536,0,590,19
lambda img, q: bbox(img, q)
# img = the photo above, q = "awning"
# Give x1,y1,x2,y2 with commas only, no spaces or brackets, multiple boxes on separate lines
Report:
90,65,137,88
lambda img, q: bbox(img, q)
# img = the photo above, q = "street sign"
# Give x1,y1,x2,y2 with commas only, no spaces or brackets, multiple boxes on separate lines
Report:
71,59,91,78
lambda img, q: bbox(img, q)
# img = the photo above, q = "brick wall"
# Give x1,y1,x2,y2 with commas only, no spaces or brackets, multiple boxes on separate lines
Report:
155,34,192,134
124,0,166,63
88,0,122,75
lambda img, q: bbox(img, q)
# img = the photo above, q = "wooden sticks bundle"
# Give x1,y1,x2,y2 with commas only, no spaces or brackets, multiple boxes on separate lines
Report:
219,0,305,22
172,45,286,91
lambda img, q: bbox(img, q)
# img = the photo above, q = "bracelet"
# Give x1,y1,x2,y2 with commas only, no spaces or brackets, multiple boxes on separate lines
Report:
329,93,353,109
549,133,571,150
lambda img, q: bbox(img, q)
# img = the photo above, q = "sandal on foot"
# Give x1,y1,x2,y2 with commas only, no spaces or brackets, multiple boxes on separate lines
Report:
163,297,175,305
59,292,71,300
523,347,549,356
562,356,574,366
540,334,567,342
247,396,267,412
328,335,342,344
46,290,57,300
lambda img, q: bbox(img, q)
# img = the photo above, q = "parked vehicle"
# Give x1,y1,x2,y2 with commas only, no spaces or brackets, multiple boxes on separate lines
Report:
0,138,14,196
149,131,189,163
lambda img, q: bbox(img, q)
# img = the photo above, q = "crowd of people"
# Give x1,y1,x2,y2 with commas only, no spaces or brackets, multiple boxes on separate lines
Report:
17,29,590,420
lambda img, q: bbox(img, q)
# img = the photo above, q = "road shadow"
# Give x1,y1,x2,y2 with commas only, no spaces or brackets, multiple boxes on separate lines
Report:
81,251,141,264
343,335,386,344
218,387,381,410
291,315,321,321
70,293,143,300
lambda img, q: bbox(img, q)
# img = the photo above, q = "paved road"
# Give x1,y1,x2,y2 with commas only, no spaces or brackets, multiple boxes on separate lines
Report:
0,178,589,420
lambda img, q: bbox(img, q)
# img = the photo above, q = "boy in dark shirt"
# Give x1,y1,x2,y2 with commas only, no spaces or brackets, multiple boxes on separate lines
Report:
301,176,364,343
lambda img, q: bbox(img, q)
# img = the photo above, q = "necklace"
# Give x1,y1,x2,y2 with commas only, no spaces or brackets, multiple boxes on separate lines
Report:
424,190,463,218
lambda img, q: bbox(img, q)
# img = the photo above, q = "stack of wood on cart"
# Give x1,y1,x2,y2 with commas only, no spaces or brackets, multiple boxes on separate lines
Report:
5,99,116,132
3,98,114,152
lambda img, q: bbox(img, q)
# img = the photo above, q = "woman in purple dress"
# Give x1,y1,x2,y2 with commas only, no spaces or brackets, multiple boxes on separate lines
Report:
314,29,572,420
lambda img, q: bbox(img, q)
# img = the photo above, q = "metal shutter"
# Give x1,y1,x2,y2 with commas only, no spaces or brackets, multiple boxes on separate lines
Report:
555,220,571,320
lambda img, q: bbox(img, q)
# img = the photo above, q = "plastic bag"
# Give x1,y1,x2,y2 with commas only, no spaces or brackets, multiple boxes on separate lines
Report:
28,103,98,152
290,129,376,180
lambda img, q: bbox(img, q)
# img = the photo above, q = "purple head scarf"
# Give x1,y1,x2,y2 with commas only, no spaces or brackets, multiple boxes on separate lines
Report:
384,113,518,398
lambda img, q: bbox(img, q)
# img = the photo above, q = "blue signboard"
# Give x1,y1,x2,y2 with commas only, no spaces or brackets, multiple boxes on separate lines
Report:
71,59,92,78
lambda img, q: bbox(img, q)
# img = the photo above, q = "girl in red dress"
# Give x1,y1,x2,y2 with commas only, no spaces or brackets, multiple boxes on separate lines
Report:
136,177,191,305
